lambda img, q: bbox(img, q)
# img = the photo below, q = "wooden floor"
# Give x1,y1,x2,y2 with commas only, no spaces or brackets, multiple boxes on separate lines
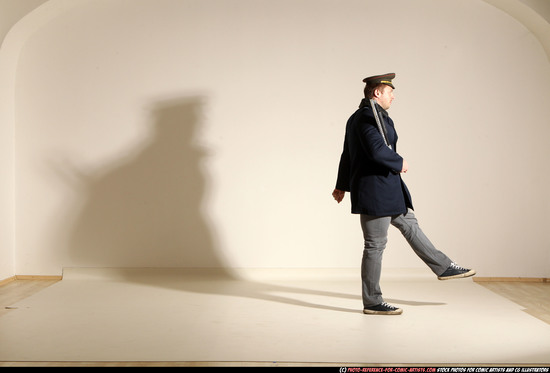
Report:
1,277,549,367
475,280,550,325
0,279,60,318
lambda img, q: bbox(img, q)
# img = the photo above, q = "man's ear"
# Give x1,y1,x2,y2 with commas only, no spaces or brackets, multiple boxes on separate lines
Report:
372,86,383,98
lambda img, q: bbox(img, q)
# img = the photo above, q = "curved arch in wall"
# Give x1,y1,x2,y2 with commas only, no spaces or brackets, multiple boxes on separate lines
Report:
0,0,48,47
1,0,86,151
483,0,550,62
3,0,550,64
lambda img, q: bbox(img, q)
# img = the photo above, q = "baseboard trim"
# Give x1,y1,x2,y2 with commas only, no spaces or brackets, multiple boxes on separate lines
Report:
0,275,63,286
0,276,16,286
474,277,549,283
2,274,548,284
15,275,63,281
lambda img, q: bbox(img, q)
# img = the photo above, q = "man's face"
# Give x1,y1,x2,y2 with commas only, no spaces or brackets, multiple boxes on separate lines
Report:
375,85,394,110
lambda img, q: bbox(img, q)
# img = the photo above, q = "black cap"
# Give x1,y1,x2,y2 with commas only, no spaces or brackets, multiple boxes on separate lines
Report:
362,73,396,89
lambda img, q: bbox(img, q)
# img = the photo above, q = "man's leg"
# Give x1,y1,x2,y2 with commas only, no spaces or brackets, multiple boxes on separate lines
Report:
390,209,452,276
360,215,403,314
360,214,390,307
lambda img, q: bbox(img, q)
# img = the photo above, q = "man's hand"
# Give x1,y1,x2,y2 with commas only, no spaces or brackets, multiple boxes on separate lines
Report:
401,159,409,173
332,189,345,203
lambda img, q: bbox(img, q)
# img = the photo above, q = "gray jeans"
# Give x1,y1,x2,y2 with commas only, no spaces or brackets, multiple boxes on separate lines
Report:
360,209,452,307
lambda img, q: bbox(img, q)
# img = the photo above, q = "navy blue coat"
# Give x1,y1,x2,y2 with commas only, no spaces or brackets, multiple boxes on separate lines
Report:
335,103,413,216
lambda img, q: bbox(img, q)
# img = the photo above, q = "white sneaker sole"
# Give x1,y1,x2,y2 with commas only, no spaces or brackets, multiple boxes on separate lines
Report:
363,308,403,315
438,269,476,280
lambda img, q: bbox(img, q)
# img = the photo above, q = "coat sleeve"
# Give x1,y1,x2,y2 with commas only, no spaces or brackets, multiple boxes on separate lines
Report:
356,114,403,173
335,137,351,191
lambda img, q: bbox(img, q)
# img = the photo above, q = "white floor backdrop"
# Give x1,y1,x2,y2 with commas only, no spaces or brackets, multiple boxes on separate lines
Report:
1,268,550,364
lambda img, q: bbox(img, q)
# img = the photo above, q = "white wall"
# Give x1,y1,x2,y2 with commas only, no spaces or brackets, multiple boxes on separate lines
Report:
0,0,49,280
0,37,15,280
4,0,550,277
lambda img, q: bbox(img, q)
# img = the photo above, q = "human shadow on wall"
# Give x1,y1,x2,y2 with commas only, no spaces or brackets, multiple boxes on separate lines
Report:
67,96,228,269
64,96,436,314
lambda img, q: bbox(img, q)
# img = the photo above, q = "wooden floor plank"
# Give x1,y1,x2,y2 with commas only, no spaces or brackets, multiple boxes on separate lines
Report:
476,281,550,325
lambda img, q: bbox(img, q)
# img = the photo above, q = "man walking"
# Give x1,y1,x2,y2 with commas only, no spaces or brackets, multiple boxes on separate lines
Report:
333,73,475,315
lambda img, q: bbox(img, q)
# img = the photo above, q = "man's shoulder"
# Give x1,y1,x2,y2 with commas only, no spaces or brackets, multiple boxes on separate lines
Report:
348,107,375,126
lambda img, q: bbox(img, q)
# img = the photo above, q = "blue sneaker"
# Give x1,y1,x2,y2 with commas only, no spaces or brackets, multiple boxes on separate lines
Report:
438,262,476,280
363,302,403,315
